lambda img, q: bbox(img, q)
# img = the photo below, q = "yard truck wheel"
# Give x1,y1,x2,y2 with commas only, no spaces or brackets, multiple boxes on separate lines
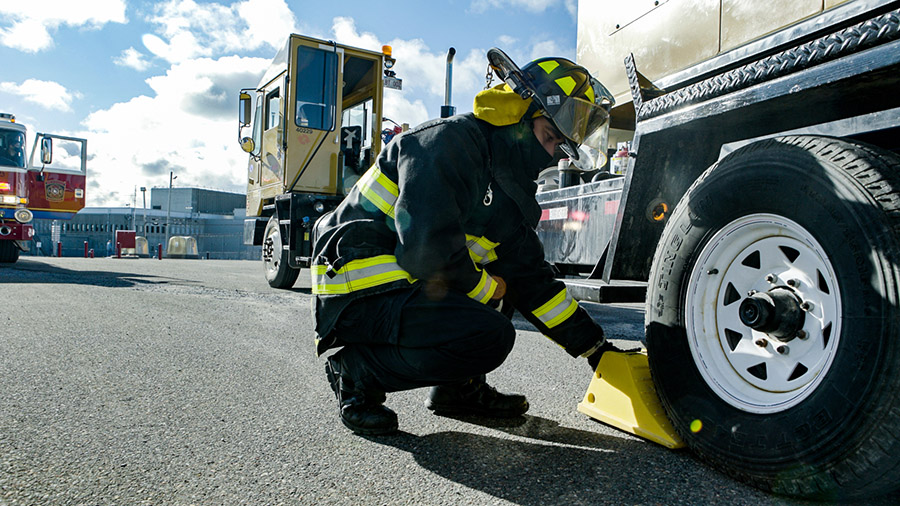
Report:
646,136,900,500
0,241,19,263
262,215,299,289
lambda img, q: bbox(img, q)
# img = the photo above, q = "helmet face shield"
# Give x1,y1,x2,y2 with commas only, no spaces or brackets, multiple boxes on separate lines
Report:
551,96,610,149
552,96,611,165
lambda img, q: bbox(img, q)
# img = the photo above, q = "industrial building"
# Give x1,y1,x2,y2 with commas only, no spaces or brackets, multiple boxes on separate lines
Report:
24,187,259,260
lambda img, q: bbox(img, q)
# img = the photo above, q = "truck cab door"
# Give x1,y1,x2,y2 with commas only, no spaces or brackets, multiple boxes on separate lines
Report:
260,85,284,188
26,133,87,219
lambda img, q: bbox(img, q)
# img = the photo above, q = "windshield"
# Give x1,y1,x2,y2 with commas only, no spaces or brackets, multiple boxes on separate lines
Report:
0,130,25,168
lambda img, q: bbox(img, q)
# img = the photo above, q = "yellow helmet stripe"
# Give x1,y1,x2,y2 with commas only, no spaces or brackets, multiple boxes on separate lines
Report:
585,86,595,103
555,76,577,96
538,60,559,74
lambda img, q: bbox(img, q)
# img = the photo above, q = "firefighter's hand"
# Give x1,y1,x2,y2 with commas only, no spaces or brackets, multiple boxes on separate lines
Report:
586,341,642,372
490,275,506,301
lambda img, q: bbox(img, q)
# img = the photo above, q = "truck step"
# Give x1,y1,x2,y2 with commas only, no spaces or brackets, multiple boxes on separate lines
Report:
562,278,646,303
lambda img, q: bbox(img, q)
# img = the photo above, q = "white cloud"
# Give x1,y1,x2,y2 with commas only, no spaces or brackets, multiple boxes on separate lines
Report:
496,35,518,47
0,79,81,112
113,47,152,71
144,0,297,63
470,0,561,13
79,55,271,207
0,0,127,52
528,39,570,61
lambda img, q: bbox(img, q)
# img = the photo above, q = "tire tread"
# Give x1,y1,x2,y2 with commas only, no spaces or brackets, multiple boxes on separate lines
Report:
648,135,900,500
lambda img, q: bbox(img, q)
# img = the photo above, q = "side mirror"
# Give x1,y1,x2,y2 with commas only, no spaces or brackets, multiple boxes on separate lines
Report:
40,137,52,165
240,137,255,153
239,92,252,126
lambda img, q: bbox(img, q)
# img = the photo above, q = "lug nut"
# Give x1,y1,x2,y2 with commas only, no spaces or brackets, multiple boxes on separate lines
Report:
755,339,768,348
748,290,757,296
776,345,789,355
787,279,800,288
765,274,776,283
797,330,808,340
800,301,813,311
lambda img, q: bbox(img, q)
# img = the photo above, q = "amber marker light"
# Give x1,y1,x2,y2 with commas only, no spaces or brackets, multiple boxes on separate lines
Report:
652,202,669,222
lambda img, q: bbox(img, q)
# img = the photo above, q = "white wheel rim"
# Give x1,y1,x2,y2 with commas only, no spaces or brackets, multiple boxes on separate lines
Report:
685,214,841,413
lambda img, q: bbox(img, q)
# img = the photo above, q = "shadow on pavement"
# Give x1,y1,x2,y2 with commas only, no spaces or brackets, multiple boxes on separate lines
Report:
0,258,182,287
367,414,712,506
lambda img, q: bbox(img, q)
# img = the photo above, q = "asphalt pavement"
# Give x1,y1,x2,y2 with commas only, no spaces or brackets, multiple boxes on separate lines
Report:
2,257,897,505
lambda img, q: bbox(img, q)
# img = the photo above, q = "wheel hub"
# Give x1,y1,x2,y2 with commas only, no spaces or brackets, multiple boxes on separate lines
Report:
685,214,841,414
263,237,275,261
738,288,805,341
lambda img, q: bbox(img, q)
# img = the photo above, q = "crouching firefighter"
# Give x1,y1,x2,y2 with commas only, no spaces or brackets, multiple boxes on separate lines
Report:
311,49,620,435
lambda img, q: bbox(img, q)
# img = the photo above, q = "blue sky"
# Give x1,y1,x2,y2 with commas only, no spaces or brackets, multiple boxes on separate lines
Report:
0,0,577,207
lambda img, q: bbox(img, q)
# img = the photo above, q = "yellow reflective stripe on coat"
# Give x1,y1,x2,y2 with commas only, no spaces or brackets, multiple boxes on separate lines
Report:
532,289,578,328
358,166,399,219
467,268,498,304
465,234,500,265
311,254,414,294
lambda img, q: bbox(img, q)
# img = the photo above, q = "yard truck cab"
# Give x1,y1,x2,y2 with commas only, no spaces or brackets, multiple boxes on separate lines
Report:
538,0,900,500
239,34,400,287
0,113,88,263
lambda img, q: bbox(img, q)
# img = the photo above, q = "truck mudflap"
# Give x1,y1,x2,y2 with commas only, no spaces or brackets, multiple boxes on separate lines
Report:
243,217,267,246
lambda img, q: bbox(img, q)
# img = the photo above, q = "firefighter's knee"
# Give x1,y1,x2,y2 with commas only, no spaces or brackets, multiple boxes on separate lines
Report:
481,319,516,371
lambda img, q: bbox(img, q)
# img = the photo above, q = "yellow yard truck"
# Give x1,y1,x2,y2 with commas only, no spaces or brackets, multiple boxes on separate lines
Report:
537,0,900,500
239,34,399,287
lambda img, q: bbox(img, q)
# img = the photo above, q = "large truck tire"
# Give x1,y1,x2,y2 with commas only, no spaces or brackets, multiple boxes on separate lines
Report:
646,136,900,500
0,241,19,263
262,215,299,289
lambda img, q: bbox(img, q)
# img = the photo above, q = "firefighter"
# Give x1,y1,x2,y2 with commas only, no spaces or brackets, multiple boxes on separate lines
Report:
312,52,620,435
0,132,24,167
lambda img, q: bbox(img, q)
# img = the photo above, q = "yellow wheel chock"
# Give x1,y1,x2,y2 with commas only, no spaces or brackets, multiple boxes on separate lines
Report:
577,350,685,449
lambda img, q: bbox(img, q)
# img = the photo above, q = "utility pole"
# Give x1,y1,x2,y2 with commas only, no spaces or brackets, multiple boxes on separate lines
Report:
140,186,147,234
165,171,176,250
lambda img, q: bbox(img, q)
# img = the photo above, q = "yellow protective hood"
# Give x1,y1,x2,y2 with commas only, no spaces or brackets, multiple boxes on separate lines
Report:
472,84,535,126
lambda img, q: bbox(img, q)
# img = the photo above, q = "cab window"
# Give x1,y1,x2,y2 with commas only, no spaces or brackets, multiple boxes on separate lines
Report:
0,131,26,168
341,99,373,152
265,89,281,130
295,45,338,131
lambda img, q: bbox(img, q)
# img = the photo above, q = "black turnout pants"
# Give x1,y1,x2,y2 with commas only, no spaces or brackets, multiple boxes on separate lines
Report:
328,286,517,393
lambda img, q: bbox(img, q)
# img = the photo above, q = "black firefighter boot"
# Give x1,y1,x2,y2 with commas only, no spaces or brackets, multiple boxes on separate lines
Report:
425,375,529,417
325,354,398,435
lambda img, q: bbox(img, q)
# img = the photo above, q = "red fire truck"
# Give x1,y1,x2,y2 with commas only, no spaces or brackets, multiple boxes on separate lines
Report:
0,112,88,263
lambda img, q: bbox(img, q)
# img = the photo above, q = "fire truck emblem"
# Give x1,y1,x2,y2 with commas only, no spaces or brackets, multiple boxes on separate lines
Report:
45,181,66,202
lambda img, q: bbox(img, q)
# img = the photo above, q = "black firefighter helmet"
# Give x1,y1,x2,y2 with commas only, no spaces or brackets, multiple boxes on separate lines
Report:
487,48,614,161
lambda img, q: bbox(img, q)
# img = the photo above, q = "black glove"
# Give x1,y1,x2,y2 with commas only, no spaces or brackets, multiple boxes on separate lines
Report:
587,340,642,372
